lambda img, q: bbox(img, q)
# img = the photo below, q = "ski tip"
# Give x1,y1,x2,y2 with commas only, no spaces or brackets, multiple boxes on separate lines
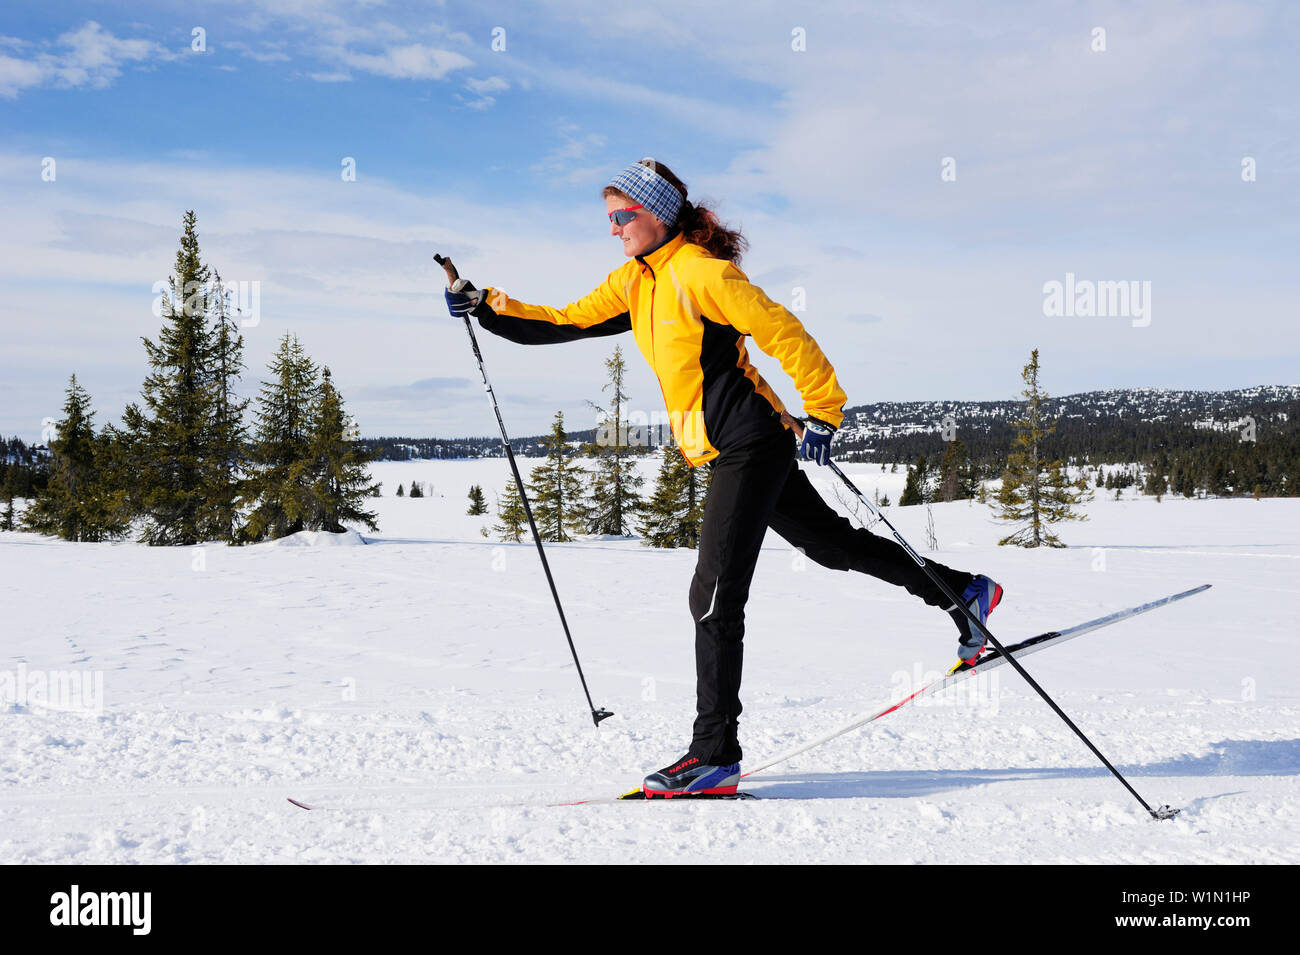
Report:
618,787,648,800
287,797,314,811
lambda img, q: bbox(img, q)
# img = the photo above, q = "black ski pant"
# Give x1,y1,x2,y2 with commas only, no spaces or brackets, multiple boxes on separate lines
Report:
687,427,975,765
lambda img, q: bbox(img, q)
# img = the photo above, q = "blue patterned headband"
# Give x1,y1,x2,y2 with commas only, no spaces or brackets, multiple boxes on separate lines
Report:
606,158,684,228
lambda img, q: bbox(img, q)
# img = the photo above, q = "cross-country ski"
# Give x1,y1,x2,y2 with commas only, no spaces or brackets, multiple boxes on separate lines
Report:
590,585,1210,804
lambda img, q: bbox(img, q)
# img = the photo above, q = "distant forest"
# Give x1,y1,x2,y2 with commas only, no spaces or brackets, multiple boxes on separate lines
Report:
343,386,1300,498
831,390,1300,498
8,385,1298,501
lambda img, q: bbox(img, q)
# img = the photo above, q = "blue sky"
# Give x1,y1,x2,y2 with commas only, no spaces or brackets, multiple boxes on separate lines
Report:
2,1,1297,443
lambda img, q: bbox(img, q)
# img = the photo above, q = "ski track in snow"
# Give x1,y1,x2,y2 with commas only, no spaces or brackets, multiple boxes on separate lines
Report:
2,458,1297,864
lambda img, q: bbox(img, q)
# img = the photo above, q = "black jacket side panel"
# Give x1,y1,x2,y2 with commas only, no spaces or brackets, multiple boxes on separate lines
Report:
698,314,786,456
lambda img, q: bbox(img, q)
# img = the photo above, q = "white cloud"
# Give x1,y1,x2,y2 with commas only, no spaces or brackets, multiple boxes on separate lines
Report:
0,51,47,98
458,74,508,108
531,124,609,185
685,0,1279,229
465,75,507,94
0,21,170,98
224,39,293,63
340,43,473,80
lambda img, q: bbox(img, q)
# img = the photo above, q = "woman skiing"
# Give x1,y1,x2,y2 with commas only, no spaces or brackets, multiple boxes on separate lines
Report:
445,158,1002,797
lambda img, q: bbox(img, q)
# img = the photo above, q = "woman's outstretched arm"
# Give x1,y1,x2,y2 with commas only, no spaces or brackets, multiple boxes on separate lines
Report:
473,269,631,345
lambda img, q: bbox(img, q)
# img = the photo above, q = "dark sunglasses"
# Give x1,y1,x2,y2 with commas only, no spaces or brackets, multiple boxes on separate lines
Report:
608,205,644,226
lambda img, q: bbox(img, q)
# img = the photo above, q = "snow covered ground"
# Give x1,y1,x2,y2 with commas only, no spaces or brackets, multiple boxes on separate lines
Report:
2,456,1297,864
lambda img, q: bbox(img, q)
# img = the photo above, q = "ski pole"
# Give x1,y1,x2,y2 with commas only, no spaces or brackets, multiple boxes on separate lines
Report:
436,253,613,728
783,412,1180,820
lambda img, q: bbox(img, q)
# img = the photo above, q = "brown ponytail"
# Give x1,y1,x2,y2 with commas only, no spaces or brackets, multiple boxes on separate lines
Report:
602,160,749,265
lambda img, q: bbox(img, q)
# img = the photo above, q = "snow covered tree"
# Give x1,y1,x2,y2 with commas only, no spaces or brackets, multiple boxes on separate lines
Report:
994,349,1092,547
528,411,588,542
396,483,405,497
22,375,125,541
240,334,319,541
467,484,487,515
118,211,227,544
637,447,710,548
584,347,644,535
304,367,379,533
408,480,424,498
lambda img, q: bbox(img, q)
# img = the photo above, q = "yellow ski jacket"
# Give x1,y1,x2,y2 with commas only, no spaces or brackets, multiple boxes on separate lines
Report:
475,231,847,466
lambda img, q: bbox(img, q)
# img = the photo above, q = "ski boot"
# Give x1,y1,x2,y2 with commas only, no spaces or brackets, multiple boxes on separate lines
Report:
641,754,740,798
946,574,1003,674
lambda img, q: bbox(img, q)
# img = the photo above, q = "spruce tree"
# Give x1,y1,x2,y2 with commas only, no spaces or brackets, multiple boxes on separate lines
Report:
493,482,527,542
467,485,488,516
1,464,15,531
637,447,710,548
584,346,645,535
409,480,424,498
396,483,405,497
528,411,588,542
993,349,1092,547
22,375,125,541
208,270,250,541
120,211,224,544
936,437,975,502
305,367,379,533
1142,466,1167,498
899,457,924,506
240,334,319,541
